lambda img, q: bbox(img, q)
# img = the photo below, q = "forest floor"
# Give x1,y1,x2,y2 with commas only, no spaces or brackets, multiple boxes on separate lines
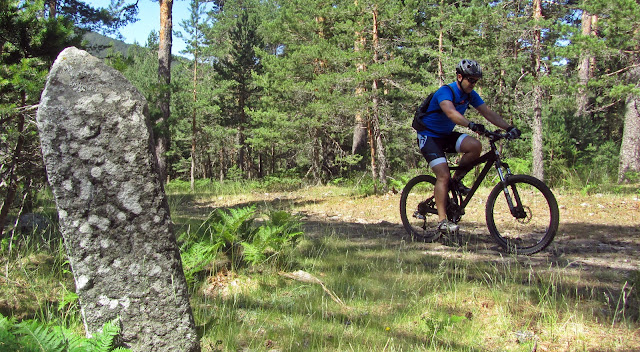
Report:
194,185,640,273
185,184,640,351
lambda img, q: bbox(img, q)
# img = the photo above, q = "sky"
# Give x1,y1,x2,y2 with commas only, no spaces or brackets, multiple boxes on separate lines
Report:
84,0,194,55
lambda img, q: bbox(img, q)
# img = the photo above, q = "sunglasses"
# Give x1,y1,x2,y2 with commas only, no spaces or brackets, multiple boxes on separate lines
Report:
466,77,480,85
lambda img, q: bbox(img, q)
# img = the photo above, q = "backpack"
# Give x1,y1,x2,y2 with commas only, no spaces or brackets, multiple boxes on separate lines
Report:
412,84,455,132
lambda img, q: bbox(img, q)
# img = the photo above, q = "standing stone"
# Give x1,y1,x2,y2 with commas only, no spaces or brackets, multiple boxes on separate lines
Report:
36,47,200,351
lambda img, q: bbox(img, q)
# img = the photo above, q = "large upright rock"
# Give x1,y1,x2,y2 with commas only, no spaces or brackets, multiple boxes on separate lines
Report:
36,47,200,351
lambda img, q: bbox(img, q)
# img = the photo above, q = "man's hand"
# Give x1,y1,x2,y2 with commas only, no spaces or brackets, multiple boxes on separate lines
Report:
506,126,521,140
468,122,485,133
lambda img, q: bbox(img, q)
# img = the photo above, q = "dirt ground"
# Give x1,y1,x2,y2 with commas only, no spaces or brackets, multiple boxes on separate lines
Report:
193,186,640,349
197,186,640,272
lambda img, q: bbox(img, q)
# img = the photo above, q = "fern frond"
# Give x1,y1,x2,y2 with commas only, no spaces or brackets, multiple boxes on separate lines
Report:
52,326,87,352
0,313,17,331
15,320,64,352
240,241,266,265
182,241,223,283
209,206,256,244
268,210,293,226
88,318,123,352
0,314,20,352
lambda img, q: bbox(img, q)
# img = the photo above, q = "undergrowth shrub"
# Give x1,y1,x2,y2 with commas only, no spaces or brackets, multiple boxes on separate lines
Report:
0,314,130,352
179,206,303,284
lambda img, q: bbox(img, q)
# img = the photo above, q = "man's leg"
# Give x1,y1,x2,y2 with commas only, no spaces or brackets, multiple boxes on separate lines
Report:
452,135,482,181
419,134,459,233
432,162,451,222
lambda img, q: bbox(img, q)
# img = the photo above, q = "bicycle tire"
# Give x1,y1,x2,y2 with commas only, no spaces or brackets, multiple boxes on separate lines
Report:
400,175,441,241
485,175,559,255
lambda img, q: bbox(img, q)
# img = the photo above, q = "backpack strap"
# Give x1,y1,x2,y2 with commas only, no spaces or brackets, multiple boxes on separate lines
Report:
412,84,456,133
426,84,455,114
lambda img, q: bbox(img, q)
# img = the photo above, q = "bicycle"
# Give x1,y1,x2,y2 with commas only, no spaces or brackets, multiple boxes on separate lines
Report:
399,130,559,255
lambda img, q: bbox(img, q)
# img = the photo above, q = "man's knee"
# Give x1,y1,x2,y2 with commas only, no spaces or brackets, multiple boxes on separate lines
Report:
461,137,482,155
432,164,451,182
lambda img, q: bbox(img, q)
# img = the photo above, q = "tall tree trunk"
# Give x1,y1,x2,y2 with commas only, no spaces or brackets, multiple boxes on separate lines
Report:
238,92,246,174
157,0,173,184
618,66,640,183
576,11,597,119
0,110,25,240
190,47,198,191
531,0,544,180
219,147,225,182
47,0,56,17
311,132,322,183
437,0,445,86
352,2,367,155
205,152,212,179
367,119,377,192
371,6,387,190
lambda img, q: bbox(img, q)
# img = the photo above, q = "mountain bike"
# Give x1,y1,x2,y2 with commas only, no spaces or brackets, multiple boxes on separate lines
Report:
399,130,559,255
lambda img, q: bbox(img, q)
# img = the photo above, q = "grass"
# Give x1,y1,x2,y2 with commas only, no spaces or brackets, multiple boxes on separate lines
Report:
2,180,640,351
189,233,635,351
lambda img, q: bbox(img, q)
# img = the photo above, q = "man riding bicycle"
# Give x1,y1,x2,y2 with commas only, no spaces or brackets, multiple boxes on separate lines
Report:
415,59,521,234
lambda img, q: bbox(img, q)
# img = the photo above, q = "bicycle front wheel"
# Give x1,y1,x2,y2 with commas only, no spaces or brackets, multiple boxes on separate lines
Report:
486,175,559,255
400,175,440,242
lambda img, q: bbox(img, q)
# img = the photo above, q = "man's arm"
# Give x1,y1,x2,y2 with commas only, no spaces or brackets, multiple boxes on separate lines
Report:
475,104,511,130
440,100,472,127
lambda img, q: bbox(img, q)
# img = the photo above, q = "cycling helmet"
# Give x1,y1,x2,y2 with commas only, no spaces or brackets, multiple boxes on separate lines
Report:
456,59,483,78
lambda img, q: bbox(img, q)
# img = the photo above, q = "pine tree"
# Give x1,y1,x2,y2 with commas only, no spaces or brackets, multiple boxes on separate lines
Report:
176,0,211,189
0,0,78,239
211,1,264,177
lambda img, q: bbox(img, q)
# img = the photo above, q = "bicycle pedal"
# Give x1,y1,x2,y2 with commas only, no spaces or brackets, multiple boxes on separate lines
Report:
413,211,425,220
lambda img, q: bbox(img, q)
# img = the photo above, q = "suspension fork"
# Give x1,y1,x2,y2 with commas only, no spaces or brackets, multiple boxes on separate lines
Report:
494,151,526,219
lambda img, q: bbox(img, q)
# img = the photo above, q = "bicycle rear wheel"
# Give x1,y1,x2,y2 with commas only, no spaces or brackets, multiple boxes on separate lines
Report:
486,175,559,255
400,175,440,241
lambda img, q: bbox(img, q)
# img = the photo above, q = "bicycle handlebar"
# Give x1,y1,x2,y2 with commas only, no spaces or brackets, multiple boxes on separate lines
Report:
479,129,520,142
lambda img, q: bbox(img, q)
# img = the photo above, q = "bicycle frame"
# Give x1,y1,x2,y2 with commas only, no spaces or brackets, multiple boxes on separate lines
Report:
400,130,558,254
448,134,514,213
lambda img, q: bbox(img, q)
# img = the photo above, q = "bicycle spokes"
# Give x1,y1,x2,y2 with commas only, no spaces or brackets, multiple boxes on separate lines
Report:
486,175,559,255
400,175,441,242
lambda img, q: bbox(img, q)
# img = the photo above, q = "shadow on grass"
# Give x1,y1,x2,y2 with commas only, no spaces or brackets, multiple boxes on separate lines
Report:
300,214,640,325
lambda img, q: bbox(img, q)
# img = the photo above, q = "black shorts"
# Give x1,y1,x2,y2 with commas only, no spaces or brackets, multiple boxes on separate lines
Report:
417,132,468,168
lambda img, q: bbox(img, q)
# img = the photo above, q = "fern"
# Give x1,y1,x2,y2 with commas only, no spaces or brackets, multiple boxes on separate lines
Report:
207,206,256,244
0,313,130,352
240,241,265,265
239,211,303,267
181,241,223,283
52,326,88,352
15,320,65,352
181,206,303,273
0,314,20,351
87,319,122,352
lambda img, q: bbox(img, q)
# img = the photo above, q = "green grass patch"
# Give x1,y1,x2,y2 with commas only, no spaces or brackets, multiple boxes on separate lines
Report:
1,183,639,351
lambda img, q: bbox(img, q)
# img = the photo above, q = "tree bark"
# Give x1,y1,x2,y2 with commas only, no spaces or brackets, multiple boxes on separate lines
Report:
219,147,225,182
0,111,25,240
190,45,198,191
157,0,173,184
352,2,368,155
576,11,597,119
618,67,640,183
531,0,544,180
371,6,387,190
47,0,57,17
437,0,445,86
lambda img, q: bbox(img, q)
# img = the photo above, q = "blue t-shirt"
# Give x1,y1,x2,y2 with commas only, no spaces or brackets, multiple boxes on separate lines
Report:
417,82,485,137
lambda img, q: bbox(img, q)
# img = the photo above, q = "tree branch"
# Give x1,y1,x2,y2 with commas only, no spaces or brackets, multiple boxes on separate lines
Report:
603,64,640,77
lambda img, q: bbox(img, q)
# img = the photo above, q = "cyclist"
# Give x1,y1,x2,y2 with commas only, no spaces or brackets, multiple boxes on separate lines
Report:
416,59,521,234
